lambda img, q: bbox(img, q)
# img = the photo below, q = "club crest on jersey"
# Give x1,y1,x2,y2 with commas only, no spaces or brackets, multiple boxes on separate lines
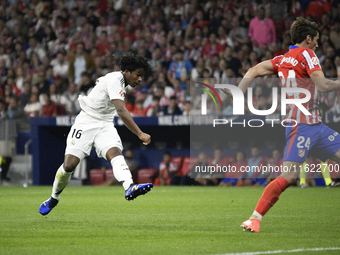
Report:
298,149,305,158
329,135,335,141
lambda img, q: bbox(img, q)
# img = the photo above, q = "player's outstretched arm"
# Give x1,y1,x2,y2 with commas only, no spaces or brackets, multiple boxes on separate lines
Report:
310,70,340,93
221,60,275,96
112,99,151,145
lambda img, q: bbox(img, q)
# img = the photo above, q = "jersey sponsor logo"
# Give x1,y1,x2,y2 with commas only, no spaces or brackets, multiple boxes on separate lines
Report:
119,90,124,97
329,135,335,141
298,149,306,158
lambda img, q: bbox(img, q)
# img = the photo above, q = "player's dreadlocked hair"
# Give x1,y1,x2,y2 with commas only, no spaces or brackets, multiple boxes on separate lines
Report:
290,17,319,44
119,53,150,73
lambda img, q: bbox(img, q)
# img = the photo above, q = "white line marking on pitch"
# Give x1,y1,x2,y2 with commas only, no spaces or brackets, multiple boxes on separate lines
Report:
216,247,340,255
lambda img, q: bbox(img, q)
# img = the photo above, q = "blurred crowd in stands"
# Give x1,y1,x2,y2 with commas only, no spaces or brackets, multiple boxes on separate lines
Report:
1,0,340,131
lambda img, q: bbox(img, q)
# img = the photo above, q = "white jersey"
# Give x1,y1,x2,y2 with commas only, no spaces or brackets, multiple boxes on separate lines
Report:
78,71,126,122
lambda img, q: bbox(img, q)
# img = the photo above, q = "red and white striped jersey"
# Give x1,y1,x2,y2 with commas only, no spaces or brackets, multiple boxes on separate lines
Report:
270,45,322,124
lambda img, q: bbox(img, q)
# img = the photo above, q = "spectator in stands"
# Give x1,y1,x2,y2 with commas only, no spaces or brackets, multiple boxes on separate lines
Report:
304,0,331,22
97,31,111,56
330,19,340,53
41,93,58,117
191,149,222,186
248,6,276,49
223,46,242,76
146,96,161,117
0,45,11,68
131,99,146,117
219,150,248,187
26,35,46,63
0,99,7,120
24,93,41,118
155,85,168,110
217,26,232,49
213,58,228,84
239,6,253,28
77,72,95,95
19,81,31,108
149,47,166,73
187,35,204,65
191,57,207,81
229,16,249,50
48,83,61,106
192,10,209,29
162,96,182,116
202,32,225,59
7,95,30,132
242,146,267,186
51,31,69,57
60,81,81,116
14,67,25,92
0,58,8,84
50,51,69,79
182,100,191,116
68,42,95,85
158,151,180,186
167,50,193,87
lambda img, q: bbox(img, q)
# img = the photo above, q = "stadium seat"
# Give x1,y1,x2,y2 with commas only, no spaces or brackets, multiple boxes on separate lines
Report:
178,157,199,177
135,168,158,184
89,169,105,185
105,169,114,181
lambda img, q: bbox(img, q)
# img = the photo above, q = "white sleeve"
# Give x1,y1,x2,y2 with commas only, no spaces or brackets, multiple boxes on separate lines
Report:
106,76,125,101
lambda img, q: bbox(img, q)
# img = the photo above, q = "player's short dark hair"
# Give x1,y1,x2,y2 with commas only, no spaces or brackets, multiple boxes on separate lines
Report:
119,53,150,73
290,17,319,44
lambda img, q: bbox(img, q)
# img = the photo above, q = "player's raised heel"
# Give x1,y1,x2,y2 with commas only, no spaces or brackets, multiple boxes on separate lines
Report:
125,183,153,201
240,219,261,233
39,197,59,215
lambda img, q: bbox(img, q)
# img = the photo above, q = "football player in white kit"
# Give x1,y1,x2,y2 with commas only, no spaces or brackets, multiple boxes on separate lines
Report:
39,53,153,215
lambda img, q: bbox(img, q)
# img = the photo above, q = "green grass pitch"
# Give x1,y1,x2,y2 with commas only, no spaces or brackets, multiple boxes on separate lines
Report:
1,185,340,255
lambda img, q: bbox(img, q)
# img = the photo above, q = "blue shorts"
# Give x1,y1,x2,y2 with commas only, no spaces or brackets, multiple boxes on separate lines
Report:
284,123,340,163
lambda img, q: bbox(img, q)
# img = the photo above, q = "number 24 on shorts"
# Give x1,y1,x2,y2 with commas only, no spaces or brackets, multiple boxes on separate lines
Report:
297,136,310,150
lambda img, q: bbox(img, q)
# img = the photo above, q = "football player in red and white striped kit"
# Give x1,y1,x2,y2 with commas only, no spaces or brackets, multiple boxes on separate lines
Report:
223,17,340,233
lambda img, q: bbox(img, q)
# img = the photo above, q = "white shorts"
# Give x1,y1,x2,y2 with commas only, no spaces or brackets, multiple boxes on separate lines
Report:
65,111,123,160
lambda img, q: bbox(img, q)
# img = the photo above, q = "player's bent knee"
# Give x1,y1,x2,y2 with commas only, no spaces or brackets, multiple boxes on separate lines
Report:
106,147,122,161
63,154,80,172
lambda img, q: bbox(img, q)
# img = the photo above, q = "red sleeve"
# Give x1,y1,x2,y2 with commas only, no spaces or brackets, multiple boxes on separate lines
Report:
300,48,322,75
270,55,283,74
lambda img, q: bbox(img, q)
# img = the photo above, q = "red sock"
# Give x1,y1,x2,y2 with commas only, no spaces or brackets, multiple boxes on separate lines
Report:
254,177,290,217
